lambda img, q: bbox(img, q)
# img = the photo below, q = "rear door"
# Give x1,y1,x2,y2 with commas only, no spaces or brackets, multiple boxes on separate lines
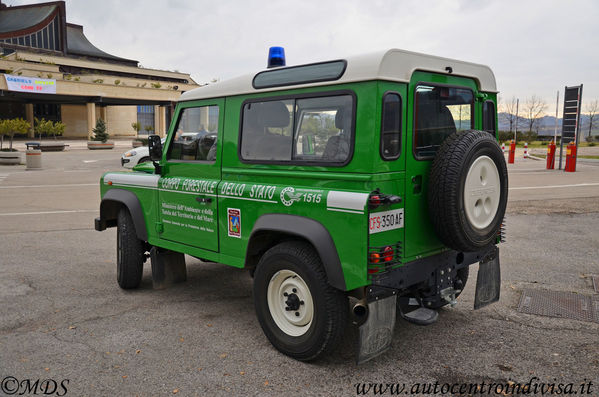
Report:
365,82,407,276
404,71,478,260
158,100,223,251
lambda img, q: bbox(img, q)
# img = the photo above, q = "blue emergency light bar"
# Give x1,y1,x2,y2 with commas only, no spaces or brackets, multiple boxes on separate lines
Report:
267,46,286,68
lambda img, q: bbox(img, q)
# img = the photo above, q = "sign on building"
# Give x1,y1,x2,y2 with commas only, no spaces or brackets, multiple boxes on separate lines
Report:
4,74,57,94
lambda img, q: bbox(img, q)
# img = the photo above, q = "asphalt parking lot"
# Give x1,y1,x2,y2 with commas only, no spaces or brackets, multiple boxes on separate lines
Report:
1,144,598,396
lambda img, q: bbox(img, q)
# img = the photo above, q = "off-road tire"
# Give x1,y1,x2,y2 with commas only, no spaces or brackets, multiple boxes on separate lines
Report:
428,130,508,252
117,208,144,289
253,241,348,361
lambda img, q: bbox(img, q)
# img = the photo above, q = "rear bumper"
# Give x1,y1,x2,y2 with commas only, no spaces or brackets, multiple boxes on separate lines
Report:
369,245,497,292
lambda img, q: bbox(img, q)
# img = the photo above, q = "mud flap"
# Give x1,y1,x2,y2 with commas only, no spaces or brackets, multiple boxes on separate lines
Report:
150,247,187,289
474,246,501,309
357,295,396,364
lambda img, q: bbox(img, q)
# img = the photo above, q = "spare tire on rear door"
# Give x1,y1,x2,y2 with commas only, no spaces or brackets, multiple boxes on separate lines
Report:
428,130,508,252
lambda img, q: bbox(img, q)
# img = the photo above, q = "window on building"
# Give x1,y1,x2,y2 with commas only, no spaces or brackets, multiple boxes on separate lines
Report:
137,105,155,135
167,106,219,162
240,94,353,164
414,85,473,158
33,104,60,122
380,93,402,160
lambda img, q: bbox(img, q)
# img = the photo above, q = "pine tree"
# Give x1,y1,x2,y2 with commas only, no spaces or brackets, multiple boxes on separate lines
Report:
92,118,109,143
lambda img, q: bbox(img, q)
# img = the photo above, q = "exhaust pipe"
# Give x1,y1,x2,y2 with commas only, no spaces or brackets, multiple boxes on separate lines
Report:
352,299,369,326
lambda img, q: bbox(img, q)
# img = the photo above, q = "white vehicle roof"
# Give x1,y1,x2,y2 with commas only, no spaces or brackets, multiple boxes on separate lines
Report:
181,48,497,102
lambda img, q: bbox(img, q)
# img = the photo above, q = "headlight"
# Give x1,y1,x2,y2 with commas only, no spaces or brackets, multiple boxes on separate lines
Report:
125,151,137,157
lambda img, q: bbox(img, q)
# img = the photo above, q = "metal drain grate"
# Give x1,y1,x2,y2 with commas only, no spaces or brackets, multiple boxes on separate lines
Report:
517,289,599,324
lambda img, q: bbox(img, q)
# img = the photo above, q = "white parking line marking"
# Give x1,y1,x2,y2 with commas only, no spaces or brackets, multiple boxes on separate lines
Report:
83,160,98,163
0,210,97,216
509,183,599,191
0,183,97,189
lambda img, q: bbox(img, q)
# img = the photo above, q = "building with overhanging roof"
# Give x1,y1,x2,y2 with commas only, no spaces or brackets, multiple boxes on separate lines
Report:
0,0,198,138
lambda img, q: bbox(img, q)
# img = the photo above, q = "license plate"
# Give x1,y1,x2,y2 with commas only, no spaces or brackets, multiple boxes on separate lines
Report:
369,208,404,234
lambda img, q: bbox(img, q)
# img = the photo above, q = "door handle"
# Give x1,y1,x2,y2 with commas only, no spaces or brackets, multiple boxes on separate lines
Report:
412,175,422,194
196,196,213,204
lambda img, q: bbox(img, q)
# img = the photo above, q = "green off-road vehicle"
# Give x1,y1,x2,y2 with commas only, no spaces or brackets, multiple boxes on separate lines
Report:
95,48,507,363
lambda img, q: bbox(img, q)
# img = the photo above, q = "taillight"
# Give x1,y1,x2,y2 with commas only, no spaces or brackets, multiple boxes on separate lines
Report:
367,243,402,279
368,190,401,209
381,246,394,262
369,252,381,264
369,195,382,208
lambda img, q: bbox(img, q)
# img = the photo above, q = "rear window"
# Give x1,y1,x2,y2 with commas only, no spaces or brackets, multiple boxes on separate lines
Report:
414,85,473,158
240,93,354,164
483,100,496,134
380,92,402,160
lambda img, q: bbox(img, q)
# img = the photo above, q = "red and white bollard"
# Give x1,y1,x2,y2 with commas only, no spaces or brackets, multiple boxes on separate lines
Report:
546,140,556,169
501,142,506,153
523,142,529,158
508,140,516,164
565,141,577,172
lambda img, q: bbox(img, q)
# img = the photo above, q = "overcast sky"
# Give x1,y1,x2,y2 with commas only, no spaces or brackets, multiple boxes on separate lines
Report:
8,0,599,115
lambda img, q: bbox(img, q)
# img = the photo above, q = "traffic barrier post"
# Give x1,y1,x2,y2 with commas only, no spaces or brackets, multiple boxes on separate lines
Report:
508,140,516,164
546,140,556,169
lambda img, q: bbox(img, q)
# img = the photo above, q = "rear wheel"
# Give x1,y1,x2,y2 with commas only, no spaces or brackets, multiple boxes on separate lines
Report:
117,208,144,289
253,241,348,361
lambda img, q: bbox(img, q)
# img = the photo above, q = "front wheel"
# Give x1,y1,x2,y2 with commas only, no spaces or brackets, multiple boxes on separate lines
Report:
117,208,145,289
253,241,348,361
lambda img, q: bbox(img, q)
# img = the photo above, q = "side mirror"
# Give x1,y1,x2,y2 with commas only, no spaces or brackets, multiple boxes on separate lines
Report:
148,135,162,161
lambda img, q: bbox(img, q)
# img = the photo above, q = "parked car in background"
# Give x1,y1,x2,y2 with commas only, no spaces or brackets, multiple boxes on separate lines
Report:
120,138,165,168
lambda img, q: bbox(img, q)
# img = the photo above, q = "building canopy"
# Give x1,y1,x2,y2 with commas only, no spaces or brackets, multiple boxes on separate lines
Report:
0,1,137,66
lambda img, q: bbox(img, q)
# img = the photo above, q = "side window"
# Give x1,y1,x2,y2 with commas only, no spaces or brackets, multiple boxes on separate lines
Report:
294,95,352,162
414,85,474,158
240,94,353,164
483,100,496,134
167,105,219,162
380,93,402,160
240,99,293,161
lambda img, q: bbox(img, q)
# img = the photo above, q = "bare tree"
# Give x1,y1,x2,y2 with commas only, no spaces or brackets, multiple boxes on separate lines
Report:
585,99,598,140
500,96,518,133
524,95,547,134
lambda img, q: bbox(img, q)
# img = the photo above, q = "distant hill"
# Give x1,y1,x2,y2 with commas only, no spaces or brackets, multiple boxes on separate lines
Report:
498,112,597,137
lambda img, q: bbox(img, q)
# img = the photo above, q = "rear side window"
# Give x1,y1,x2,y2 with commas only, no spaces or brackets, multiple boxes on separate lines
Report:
483,100,496,134
414,85,473,158
168,105,219,162
240,94,353,164
380,93,402,160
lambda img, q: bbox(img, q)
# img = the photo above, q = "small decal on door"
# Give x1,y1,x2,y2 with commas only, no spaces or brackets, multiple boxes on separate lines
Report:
227,208,241,238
